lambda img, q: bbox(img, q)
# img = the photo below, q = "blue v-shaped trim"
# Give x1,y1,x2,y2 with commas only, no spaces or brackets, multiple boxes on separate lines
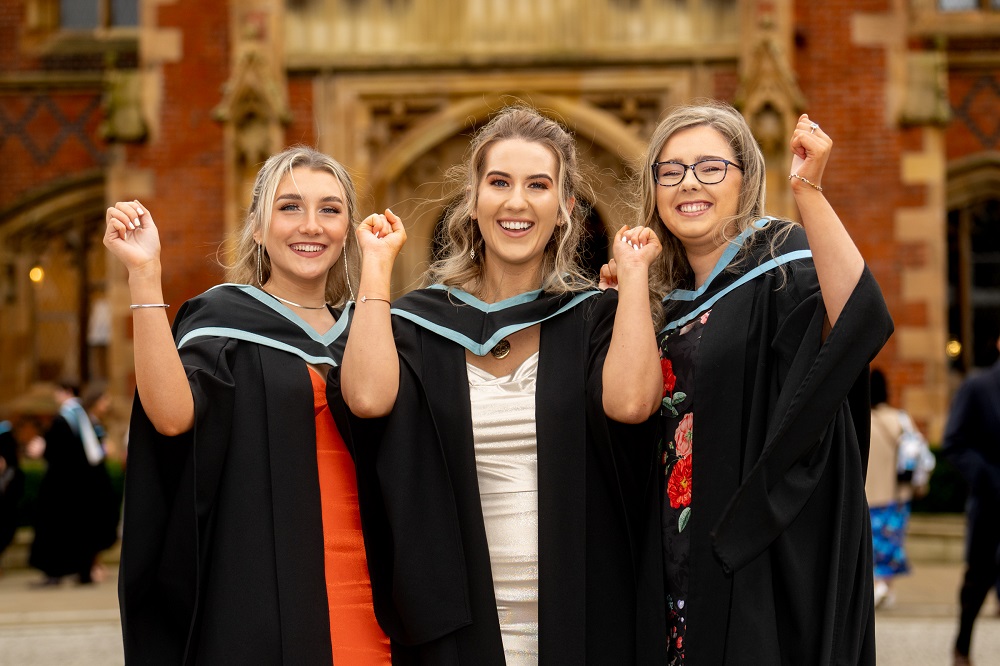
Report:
393,287,601,356
659,219,812,334
176,284,351,366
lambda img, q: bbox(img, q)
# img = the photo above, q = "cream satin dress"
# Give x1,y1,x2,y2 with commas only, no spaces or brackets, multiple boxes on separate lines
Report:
467,351,540,664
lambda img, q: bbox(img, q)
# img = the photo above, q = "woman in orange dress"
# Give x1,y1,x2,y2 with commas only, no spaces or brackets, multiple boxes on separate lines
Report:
106,146,390,664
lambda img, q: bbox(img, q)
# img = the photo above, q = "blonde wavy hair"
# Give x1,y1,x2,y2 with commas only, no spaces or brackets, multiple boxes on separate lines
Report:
427,106,595,295
225,146,361,306
635,100,792,328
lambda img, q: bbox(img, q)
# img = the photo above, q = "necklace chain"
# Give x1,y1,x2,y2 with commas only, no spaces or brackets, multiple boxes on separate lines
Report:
262,289,328,310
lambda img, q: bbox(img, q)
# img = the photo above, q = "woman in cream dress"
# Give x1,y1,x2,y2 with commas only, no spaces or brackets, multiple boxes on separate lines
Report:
334,106,665,663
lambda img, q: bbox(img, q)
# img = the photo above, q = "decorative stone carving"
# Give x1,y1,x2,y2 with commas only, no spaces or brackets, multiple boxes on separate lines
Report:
101,69,147,143
214,48,291,169
900,51,951,127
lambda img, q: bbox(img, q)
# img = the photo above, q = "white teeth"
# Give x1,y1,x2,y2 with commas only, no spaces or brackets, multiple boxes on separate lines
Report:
291,244,324,252
679,203,710,213
499,220,533,231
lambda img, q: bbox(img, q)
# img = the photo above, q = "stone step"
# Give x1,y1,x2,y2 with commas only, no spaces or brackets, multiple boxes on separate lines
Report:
905,513,966,564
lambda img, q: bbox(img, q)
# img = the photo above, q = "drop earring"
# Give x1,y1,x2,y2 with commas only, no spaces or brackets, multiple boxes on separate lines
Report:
343,245,356,302
256,243,264,285
470,247,476,261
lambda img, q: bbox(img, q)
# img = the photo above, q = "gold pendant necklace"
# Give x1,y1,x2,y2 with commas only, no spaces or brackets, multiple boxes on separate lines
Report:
490,338,511,359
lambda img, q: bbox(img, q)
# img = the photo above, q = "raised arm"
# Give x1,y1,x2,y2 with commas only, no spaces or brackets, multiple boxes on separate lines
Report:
340,209,407,418
104,202,194,436
787,114,865,326
602,225,663,423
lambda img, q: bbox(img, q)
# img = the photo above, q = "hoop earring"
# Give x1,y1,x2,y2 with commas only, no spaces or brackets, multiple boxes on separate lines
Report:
343,244,356,302
256,243,264,286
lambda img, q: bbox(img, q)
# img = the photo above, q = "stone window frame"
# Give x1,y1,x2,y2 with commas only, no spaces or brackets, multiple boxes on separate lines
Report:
21,0,138,56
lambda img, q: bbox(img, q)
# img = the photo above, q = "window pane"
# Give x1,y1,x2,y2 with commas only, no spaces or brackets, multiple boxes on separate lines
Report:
60,0,99,29
950,199,1000,370
111,0,139,26
938,0,978,10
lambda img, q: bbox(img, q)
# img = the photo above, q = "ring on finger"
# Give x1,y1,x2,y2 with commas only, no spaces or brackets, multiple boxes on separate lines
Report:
809,122,819,134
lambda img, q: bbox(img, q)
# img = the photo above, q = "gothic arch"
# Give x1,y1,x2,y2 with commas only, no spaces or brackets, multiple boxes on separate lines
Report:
0,170,108,403
363,94,646,292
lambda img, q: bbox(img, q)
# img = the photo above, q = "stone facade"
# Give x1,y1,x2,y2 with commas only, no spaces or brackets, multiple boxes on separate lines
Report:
2,0,999,447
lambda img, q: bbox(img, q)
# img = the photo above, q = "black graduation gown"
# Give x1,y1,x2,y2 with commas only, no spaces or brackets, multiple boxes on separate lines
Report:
646,222,893,665
29,411,117,579
330,287,661,664
0,425,25,558
118,284,351,665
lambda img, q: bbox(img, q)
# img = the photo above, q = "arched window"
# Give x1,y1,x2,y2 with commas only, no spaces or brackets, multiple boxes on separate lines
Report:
947,158,1000,371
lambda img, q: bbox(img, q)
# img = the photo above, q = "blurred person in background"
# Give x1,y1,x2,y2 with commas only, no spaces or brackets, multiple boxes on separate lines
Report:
26,382,118,586
866,368,932,609
0,418,26,574
943,335,1000,666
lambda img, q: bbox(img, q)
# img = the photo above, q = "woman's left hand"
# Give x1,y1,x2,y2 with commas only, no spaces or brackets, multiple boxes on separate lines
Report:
789,113,833,193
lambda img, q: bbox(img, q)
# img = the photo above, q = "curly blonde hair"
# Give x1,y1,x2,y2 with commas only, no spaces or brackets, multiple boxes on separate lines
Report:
427,106,595,295
225,146,361,306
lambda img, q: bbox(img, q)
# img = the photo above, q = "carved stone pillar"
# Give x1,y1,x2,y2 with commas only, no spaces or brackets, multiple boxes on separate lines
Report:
214,0,290,248
734,0,804,220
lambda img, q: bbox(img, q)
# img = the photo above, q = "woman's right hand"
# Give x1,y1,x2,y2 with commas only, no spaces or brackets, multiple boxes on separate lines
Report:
358,208,407,265
104,200,161,274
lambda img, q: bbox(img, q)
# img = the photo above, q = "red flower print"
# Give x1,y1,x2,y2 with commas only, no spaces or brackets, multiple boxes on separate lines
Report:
674,412,693,458
667,456,692,508
661,357,676,397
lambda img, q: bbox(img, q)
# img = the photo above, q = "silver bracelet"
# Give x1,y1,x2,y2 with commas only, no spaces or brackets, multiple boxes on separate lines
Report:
129,303,170,309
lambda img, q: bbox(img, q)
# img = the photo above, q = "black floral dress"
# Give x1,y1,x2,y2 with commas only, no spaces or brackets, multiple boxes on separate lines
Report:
658,309,710,664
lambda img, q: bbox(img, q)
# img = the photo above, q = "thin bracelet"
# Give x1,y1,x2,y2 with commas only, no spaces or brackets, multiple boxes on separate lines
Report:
130,303,170,309
359,296,390,305
788,173,823,192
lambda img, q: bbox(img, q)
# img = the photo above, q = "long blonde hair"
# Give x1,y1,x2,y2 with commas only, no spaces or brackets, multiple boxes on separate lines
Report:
427,106,595,295
636,101,787,327
226,146,361,306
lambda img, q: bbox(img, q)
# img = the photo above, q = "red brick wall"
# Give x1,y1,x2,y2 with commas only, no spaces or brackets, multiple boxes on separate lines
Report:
0,1,105,211
946,71,1000,160
120,0,231,310
795,0,914,391
287,74,317,148
0,92,105,210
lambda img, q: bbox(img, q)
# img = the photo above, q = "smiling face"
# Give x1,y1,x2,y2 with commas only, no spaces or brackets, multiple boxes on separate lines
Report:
474,138,570,287
256,166,350,293
654,124,742,258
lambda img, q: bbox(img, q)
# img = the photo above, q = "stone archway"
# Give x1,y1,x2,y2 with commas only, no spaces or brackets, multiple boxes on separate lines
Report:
355,94,647,293
0,171,108,406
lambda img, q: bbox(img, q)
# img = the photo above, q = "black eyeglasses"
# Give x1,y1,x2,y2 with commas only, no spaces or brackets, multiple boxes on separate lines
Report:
651,159,742,187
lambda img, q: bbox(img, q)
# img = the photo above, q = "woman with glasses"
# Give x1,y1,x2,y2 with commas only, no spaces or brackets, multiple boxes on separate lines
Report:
603,101,892,664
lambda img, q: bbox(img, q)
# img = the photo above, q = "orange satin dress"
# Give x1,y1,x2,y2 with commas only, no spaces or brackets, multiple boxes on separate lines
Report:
309,367,392,664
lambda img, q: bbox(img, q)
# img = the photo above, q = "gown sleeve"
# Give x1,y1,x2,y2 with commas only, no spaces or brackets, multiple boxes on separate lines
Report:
328,319,472,647
710,264,893,573
118,316,239,662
